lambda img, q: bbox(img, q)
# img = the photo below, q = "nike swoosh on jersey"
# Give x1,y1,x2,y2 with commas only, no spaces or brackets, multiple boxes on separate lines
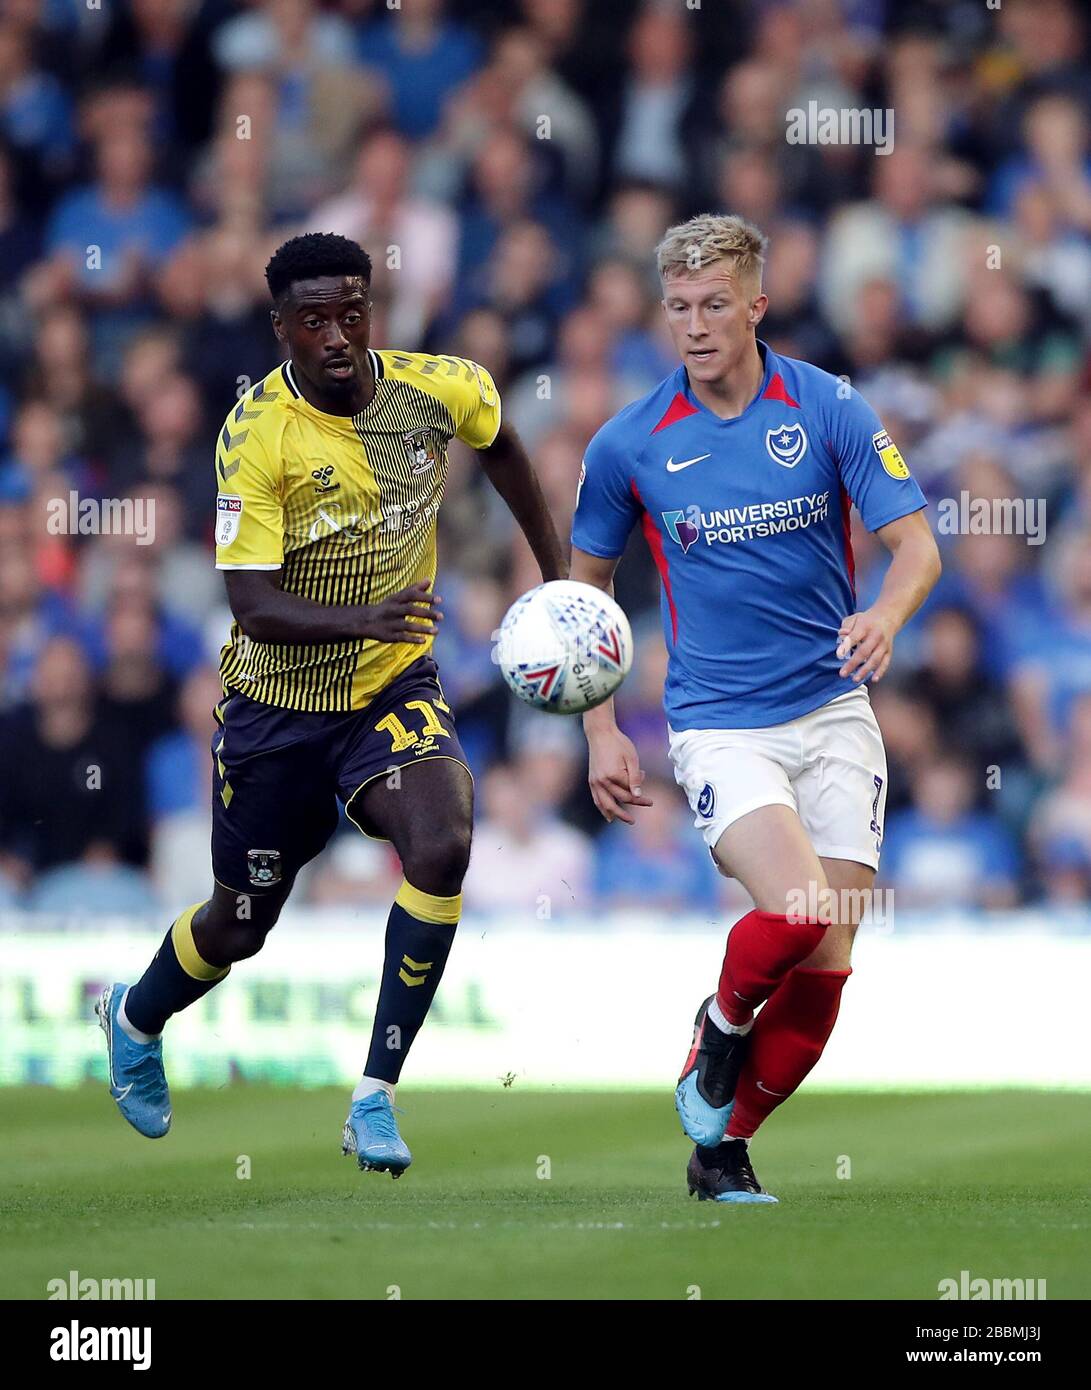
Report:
665,452,712,472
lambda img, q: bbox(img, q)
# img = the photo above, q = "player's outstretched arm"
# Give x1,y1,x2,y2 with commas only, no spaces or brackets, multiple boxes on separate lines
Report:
570,546,654,825
837,509,942,684
223,570,442,646
476,422,567,582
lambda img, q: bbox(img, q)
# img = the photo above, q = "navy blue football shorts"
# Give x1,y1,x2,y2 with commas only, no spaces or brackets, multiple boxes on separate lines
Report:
210,656,469,894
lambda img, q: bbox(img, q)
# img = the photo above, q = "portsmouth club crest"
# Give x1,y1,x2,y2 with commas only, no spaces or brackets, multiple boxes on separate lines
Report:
765,423,808,469
404,429,438,475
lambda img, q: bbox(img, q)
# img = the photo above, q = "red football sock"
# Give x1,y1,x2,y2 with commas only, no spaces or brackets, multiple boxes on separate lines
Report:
716,909,828,1026
727,966,851,1140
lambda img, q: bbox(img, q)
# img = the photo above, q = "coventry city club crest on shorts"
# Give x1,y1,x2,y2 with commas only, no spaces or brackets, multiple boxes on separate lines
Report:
765,423,808,469
246,848,282,887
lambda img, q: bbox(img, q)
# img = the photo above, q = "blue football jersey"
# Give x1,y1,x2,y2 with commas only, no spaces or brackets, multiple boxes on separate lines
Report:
571,342,928,730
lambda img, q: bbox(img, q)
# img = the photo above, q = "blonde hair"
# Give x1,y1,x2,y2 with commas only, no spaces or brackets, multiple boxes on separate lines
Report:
655,213,768,291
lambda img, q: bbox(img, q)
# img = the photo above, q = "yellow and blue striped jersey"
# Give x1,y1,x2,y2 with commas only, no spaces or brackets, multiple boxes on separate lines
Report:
214,348,501,712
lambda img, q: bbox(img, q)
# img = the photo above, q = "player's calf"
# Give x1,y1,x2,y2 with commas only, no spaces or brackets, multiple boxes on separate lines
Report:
122,900,235,1039
727,966,851,1140
122,886,287,1038
715,908,828,1027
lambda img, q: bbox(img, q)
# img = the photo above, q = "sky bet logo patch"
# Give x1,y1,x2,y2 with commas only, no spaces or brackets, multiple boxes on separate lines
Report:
662,509,700,553
872,429,910,480
215,495,242,546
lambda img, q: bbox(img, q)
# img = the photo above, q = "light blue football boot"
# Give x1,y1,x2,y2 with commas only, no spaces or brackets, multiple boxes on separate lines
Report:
342,1092,412,1177
675,995,751,1146
95,983,172,1139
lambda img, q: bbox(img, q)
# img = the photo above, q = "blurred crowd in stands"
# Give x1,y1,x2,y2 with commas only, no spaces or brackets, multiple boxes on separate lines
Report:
1,0,1090,920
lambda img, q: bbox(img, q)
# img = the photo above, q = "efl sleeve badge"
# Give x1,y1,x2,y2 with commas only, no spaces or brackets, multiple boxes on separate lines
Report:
872,429,910,480
215,495,244,546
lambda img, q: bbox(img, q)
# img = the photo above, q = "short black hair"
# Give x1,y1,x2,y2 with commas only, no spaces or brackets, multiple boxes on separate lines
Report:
264,233,372,304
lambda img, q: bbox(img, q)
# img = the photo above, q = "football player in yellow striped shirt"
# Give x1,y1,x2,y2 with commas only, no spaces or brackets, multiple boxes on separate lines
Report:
97,233,565,1175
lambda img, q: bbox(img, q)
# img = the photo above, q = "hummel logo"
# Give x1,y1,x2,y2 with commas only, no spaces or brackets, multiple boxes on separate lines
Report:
756,1080,790,1097
665,452,711,472
311,465,340,494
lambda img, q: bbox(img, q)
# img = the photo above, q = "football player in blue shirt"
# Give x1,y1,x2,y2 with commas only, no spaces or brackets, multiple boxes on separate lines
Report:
571,214,941,1203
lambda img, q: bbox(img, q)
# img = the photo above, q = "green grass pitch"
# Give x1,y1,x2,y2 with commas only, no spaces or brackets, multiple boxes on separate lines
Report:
2,1086,1088,1300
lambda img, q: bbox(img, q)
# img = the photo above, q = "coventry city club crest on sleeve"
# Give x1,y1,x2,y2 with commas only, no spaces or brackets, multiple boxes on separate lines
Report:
765,423,808,469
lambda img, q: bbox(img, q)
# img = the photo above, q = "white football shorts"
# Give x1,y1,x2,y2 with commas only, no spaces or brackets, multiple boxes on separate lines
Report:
668,687,889,871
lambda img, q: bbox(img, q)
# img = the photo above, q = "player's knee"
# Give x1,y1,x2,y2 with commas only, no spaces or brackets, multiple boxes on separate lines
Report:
198,891,284,962
207,916,274,963
226,922,273,960
403,823,472,897
799,921,856,969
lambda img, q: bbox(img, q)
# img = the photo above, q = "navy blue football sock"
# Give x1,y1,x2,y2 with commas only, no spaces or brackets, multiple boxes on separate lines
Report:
364,880,460,1084
124,903,230,1036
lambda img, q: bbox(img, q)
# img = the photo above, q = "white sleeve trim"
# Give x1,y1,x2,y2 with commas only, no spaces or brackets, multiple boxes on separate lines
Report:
215,562,283,571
